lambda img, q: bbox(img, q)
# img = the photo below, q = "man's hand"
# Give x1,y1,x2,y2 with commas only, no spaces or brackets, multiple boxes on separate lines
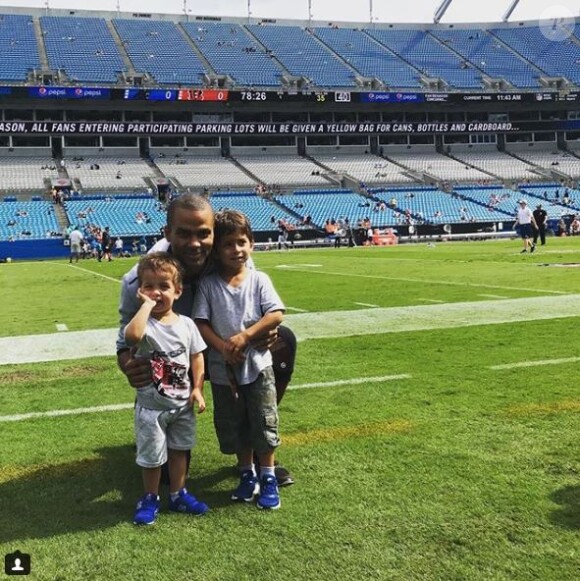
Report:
117,349,152,388
248,327,279,351
223,334,247,364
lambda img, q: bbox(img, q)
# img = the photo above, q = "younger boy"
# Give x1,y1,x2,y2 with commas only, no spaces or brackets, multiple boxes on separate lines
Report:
124,252,208,525
194,210,285,510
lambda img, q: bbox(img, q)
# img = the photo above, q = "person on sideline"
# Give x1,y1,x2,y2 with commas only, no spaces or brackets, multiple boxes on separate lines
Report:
533,203,548,246
116,193,296,487
514,199,538,253
68,226,83,263
124,252,208,525
194,210,285,510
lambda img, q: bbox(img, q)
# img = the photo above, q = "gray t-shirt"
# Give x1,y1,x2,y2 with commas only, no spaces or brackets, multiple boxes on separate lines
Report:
125,314,206,411
193,269,285,386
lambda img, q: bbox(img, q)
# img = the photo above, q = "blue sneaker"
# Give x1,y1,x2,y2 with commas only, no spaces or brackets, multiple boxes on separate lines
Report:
231,470,259,502
133,493,160,525
257,475,281,510
168,488,209,516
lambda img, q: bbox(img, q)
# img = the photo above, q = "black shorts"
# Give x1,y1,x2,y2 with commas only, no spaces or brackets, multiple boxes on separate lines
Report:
271,325,297,384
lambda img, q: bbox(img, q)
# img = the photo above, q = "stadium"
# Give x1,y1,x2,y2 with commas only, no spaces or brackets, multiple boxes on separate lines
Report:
1,1,579,579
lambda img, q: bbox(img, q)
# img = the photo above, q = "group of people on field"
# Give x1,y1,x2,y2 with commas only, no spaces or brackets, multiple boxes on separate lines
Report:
116,194,296,524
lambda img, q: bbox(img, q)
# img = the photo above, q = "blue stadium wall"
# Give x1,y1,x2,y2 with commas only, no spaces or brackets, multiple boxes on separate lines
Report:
0,239,69,260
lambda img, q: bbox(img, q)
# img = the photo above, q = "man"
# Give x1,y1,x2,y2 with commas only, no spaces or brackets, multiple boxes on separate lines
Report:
532,203,548,246
117,194,295,486
101,226,112,262
68,226,83,263
514,199,538,254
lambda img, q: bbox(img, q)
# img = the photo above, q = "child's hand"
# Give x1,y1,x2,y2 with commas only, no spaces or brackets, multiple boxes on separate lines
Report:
136,289,156,308
190,388,206,414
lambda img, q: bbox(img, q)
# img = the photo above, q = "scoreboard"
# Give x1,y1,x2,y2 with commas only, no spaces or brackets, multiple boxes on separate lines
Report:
0,85,577,105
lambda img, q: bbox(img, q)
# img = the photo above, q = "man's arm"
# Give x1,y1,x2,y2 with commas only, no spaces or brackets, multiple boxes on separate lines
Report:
117,269,152,388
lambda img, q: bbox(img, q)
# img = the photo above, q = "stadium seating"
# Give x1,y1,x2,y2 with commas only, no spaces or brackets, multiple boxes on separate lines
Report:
0,200,61,240
450,150,537,181
248,24,356,87
0,14,40,82
41,16,125,83
312,154,414,184
276,189,398,228
152,155,256,189
491,25,580,84
313,28,421,88
64,195,165,236
365,28,482,88
182,22,282,87
233,155,332,187
428,28,540,88
209,193,297,231
113,19,206,85
508,148,580,179
386,152,490,182
69,157,157,191
0,157,59,191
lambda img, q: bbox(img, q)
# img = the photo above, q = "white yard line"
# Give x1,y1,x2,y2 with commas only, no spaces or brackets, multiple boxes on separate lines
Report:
55,324,69,332
478,294,508,299
289,374,410,390
285,306,309,312
0,375,411,423
49,261,122,284
417,298,444,303
489,356,580,370
354,302,379,308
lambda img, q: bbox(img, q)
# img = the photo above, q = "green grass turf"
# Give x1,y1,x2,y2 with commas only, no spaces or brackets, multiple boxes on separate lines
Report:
0,239,579,580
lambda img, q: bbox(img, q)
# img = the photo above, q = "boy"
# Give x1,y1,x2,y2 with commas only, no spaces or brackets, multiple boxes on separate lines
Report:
124,252,208,525
194,210,285,510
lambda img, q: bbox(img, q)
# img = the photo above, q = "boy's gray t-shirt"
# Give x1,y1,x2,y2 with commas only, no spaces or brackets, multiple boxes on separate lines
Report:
193,269,285,386
125,314,206,411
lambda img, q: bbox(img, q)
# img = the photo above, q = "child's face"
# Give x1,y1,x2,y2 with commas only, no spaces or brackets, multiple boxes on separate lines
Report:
217,231,253,272
139,268,182,316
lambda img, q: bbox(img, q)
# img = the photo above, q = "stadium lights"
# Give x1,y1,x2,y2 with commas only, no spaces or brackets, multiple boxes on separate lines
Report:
502,0,521,22
433,0,453,24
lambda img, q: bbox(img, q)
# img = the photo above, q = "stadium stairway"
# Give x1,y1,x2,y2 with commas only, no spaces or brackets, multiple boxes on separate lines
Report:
227,157,260,186
106,19,137,78
302,154,343,187
443,150,501,182
33,17,50,71
177,23,216,78
243,25,299,81
53,202,70,232
485,29,549,79
359,30,427,89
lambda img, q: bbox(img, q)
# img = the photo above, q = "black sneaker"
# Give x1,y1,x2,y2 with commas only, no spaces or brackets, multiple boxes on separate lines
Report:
275,464,295,487
520,249,527,254
530,244,536,253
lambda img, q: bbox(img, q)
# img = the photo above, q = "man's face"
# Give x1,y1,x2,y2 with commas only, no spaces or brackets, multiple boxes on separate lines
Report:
164,206,214,278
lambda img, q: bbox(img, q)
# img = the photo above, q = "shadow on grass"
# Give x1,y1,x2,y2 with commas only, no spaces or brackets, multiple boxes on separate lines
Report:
549,485,580,530
0,445,237,543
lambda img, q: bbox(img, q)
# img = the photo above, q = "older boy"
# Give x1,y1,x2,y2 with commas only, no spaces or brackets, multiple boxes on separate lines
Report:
194,210,285,509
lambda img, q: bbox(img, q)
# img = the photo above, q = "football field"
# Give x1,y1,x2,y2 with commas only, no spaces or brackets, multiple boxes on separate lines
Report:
1,239,579,580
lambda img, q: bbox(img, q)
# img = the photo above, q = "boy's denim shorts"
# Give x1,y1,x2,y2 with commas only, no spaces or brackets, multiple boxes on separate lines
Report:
211,366,280,456
134,403,195,468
